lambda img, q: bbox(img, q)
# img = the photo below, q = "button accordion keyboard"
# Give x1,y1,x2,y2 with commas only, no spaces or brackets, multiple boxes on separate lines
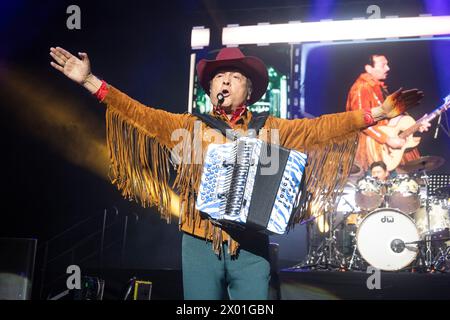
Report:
196,137,307,234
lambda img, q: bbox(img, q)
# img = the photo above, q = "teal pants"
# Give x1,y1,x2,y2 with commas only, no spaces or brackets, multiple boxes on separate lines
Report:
182,232,271,300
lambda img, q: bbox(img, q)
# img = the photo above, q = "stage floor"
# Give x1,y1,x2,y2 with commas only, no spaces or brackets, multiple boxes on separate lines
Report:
72,267,450,300
279,269,450,300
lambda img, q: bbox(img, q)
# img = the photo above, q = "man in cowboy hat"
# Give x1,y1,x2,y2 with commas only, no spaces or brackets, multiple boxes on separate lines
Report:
50,46,427,300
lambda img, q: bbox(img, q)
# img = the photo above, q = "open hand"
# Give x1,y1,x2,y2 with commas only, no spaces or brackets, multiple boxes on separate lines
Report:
50,47,91,84
382,88,424,119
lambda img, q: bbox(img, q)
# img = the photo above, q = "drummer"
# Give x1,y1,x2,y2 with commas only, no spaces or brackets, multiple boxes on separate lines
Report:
369,161,394,182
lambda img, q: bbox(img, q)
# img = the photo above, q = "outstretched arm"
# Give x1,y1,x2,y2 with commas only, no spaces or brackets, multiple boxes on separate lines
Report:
49,46,189,148
50,46,192,216
50,47,102,94
347,83,424,149
273,88,424,151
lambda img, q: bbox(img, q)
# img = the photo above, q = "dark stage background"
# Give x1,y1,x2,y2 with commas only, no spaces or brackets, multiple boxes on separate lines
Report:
1,0,449,298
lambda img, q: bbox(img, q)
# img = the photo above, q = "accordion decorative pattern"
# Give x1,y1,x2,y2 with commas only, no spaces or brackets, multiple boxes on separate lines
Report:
268,150,307,233
196,137,307,234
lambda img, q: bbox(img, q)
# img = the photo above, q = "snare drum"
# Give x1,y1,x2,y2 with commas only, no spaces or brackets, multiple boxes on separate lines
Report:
357,208,420,271
386,175,421,214
355,176,385,211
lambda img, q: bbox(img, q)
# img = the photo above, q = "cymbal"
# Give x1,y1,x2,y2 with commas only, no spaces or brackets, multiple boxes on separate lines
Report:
435,185,450,198
397,156,445,173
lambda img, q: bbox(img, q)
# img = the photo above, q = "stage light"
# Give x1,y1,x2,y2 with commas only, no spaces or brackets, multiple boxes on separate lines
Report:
0,66,182,220
222,16,450,46
310,200,329,233
169,190,181,218
191,26,210,49
0,65,109,179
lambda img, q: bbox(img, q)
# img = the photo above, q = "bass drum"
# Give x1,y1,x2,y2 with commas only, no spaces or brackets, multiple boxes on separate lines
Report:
356,208,419,271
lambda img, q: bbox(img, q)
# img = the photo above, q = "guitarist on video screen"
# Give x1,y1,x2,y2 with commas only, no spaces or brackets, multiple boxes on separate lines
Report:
346,54,430,172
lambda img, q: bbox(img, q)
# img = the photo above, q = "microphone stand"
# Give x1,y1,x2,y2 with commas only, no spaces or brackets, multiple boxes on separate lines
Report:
433,108,450,139
434,113,442,139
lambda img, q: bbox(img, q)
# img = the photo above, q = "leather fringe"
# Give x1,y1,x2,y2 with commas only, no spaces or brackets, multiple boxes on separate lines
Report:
172,120,239,256
106,107,357,256
289,132,359,229
106,107,173,222
107,112,239,256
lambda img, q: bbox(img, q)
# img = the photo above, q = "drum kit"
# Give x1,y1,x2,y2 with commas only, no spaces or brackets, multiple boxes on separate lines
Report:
298,156,450,272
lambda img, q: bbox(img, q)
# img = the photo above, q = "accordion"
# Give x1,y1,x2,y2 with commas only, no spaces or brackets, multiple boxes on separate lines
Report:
196,137,307,234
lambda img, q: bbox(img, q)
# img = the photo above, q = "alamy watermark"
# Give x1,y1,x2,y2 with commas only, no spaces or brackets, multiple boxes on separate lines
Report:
170,120,282,175
366,266,381,290
66,264,81,290
66,5,81,30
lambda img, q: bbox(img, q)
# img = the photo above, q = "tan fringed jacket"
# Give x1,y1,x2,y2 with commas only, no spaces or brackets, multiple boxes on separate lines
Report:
102,84,370,256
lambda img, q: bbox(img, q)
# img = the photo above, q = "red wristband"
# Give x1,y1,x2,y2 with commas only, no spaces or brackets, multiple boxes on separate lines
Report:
94,80,108,101
363,111,376,126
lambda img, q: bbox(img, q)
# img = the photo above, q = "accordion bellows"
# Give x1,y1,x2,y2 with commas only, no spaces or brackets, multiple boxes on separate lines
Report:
196,137,307,234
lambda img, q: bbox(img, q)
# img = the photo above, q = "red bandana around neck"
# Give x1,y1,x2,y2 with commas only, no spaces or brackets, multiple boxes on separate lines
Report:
213,104,247,126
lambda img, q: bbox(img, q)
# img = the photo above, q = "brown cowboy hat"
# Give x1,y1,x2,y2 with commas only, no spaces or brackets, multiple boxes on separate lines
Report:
196,47,269,105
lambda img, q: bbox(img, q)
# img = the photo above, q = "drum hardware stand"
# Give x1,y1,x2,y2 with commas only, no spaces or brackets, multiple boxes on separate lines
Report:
433,244,450,272
403,169,450,273
406,237,450,273
348,241,358,270
293,214,345,270
339,196,365,271
294,196,353,270
419,170,434,268
408,238,434,272
429,236,450,272
347,235,367,271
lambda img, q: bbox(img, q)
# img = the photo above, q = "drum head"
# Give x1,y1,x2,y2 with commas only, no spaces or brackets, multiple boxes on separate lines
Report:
414,200,450,239
356,209,419,271
355,177,384,211
387,176,420,214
